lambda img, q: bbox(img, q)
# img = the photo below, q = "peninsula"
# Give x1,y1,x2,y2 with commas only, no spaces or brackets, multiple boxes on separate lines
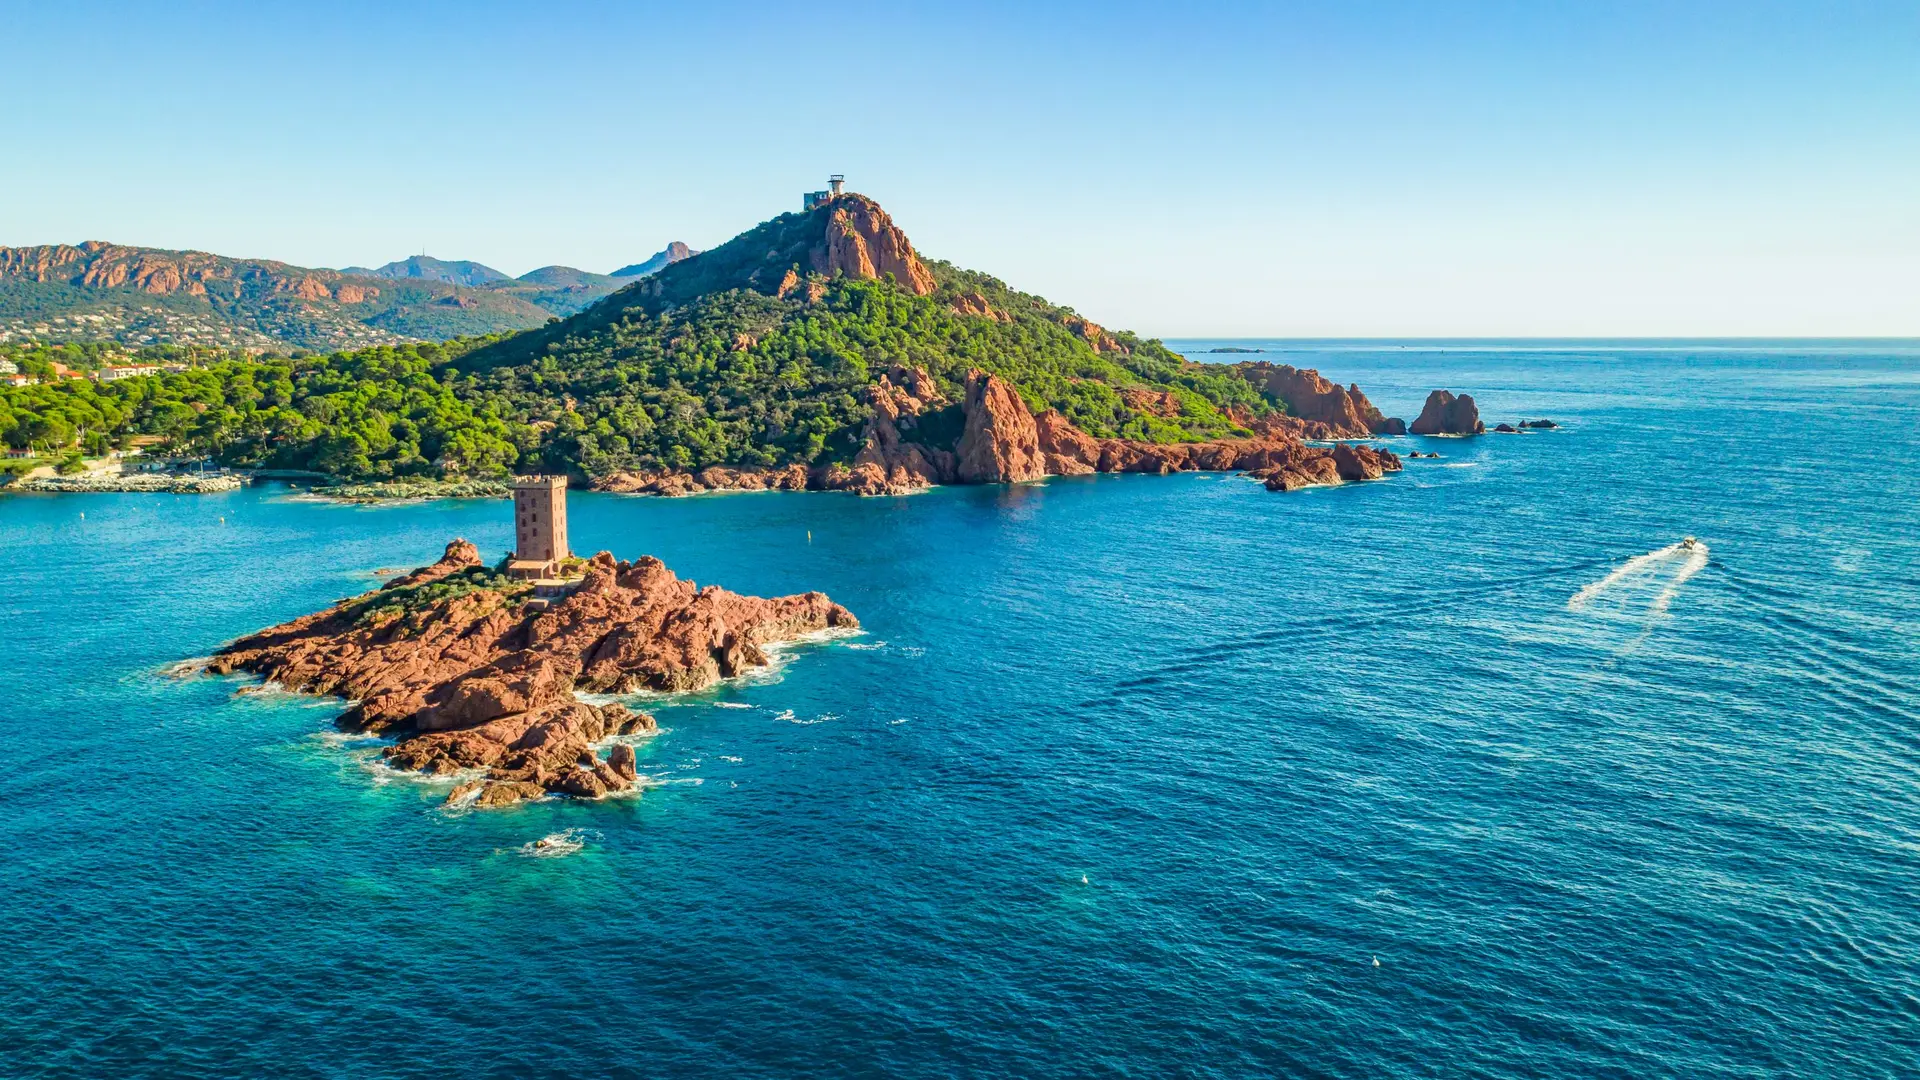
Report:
206,482,855,806
4,180,1433,496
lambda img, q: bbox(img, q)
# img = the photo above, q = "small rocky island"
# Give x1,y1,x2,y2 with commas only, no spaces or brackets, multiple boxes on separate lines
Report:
205,480,855,807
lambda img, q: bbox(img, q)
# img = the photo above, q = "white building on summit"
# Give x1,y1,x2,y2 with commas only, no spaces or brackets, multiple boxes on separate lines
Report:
802,174,846,212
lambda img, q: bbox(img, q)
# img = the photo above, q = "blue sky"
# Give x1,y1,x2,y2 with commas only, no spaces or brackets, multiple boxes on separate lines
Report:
3,0,1916,335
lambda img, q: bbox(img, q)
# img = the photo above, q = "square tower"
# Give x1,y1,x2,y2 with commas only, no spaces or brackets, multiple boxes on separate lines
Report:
508,475,569,579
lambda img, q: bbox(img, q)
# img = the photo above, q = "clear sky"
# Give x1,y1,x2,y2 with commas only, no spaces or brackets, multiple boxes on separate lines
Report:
4,1,1916,336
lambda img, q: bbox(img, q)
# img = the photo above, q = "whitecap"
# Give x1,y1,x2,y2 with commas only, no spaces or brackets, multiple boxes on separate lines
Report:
360,756,484,787
309,728,387,748
517,828,594,858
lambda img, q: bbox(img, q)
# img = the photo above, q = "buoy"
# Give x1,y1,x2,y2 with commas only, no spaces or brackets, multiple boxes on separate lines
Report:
1372,956,1380,967
1081,874,1089,885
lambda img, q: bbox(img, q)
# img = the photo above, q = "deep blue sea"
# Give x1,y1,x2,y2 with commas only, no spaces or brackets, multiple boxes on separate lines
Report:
4,342,1918,1078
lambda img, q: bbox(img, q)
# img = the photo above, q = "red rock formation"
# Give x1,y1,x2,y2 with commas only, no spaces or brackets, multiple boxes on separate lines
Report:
1122,388,1181,418
951,291,1010,321
810,196,935,296
591,369,1403,499
1409,390,1485,435
1061,315,1123,354
1035,409,1101,476
381,537,482,589
0,240,383,304
1235,362,1405,437
592,463,813,497
841,367,957,494
207,542,857,806
954,371,1046,483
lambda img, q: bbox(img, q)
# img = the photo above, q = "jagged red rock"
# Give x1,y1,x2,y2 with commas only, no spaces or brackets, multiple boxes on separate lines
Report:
208,543,857,806
814,197,935,295
1234,362,1406,438
595,368,1403,499
1410,390,1485,435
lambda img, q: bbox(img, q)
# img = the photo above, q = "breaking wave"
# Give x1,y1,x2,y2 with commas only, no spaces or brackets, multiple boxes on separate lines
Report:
515,829,596,858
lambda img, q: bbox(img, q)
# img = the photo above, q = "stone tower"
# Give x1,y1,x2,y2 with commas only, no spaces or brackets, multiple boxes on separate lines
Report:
507,475,570,579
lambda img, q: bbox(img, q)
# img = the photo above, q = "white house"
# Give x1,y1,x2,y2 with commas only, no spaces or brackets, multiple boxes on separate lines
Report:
95,364,162,381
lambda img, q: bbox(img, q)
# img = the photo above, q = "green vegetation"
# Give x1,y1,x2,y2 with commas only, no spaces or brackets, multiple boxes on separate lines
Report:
0,338,523,476
1,200,1305,486
313,478,511,503
346,565,529,630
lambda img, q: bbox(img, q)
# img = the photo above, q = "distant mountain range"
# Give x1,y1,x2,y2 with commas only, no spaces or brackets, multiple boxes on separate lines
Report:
338,255,513,287
611,242,697,279
342,244,699,288
0,241,698,352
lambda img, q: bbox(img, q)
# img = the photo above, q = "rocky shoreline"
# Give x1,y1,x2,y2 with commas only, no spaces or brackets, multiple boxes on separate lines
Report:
13,472,245,494
596,366,1406,498
202,540,856,807
304,478,511,503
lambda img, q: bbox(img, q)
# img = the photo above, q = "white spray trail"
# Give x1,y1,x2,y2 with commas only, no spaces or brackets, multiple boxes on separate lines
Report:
1649,544,1709,615
1569,542,1683,611
1567,540,1709,614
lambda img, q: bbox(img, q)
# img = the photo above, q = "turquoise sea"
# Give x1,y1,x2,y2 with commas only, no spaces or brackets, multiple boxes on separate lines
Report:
3,341,1918,1078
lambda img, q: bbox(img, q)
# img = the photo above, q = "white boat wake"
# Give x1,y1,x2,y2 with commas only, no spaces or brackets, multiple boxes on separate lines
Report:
1568,539,1710,616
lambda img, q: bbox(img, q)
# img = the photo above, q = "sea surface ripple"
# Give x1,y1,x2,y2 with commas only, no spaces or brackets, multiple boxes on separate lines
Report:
1,341,1917,1078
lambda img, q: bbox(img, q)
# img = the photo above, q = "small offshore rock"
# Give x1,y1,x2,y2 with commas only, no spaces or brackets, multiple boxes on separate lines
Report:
1409,390,1485,436
608,743,638,781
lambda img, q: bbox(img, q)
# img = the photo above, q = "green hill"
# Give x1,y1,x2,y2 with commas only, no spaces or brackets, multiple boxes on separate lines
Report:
454,194,1275,475
338,255,511,286
0,194,1397,483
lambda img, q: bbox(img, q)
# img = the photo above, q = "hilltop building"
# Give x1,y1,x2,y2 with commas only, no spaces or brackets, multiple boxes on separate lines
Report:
506,475,572,581
802,174,846,212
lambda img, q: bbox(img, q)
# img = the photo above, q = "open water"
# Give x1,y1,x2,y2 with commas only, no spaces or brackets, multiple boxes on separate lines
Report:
3,341,1918,1078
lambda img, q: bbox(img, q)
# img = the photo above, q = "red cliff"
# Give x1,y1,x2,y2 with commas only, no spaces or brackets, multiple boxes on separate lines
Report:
811,196,935,295
1235,362,1406,438
594,369,1402,499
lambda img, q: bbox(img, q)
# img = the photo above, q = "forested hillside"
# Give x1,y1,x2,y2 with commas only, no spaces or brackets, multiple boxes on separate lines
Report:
2,194,1390,482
